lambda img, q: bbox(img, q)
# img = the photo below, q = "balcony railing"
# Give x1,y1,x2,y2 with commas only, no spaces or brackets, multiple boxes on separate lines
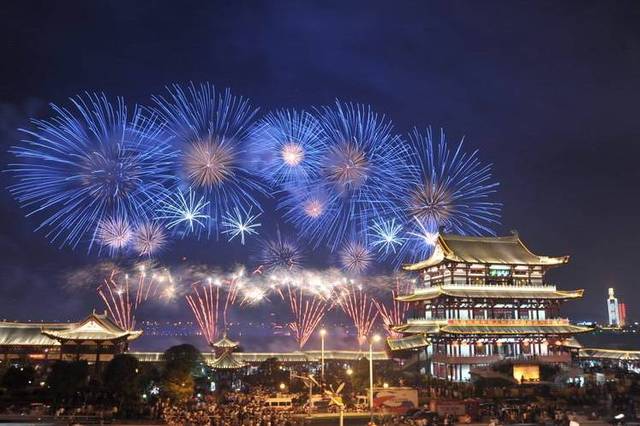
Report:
431,352,571,365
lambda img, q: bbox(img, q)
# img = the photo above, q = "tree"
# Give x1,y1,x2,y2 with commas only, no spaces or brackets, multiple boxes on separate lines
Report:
161,344,202,402
46,361,88,404
250,357,288,389
1,364,35,391
103,354,142,416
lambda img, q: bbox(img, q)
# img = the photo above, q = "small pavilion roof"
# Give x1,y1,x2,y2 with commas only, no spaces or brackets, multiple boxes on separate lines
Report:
212,334,239,349
387,335,429,351
209,350,246,369
41,312,142,342
396,285,583,302
404,233,569,271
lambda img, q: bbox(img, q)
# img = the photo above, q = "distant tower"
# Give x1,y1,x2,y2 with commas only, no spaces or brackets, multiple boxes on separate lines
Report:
607,288,620,327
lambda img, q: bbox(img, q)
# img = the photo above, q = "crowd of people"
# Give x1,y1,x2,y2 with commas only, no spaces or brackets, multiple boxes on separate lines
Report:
160,389,298,426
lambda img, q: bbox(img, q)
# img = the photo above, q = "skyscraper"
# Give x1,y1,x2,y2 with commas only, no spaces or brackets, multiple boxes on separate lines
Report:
607,288,621,327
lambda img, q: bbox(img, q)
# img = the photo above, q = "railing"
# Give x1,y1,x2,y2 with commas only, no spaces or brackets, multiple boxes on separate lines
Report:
431,352,571,364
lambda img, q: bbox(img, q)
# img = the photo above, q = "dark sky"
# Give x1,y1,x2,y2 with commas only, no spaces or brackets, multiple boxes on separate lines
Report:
1,1,639,324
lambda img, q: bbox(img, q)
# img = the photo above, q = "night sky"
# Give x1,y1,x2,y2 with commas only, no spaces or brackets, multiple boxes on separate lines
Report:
1,1,639,326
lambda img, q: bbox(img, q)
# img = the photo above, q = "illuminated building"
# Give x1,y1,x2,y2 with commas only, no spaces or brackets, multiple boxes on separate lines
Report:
607,288,623,327
0,312,141,363
619,302,627,327
389,232,592,382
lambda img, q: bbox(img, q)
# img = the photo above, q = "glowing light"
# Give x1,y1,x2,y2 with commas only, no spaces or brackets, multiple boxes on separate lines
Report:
282,102,410,251
184,139,236,188
399,127,501,263
221,206,261,245
339,241,374,275
257,230,305,273
249,109,326,185
157,188,209,234
97,216,132,251
369,219,405,255
281,142,305,166
7,93,176,250
153,82,266,236
132,222,167,257
337,282,379,346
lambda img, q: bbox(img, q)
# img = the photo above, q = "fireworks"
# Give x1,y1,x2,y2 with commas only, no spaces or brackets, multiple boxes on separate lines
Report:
97,267,164,330
249,109,326,186
338,241,374,275
157,188,209,235
399,127,501,263
185,268,246,344
152,82,266,236
221,207,262,245
283,102,410,251
337,281,379,346
275,276,333,349
186,281,219,345
369,218,405,257
97,216,133,252
372,277,412,338
132,222,167,257
7,93,176,250
256,230,305,273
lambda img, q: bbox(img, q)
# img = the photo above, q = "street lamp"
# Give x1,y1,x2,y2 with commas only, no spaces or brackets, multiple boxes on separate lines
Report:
319,328,327,382
279,382,286,391
346,368,353,376
369,334,381,418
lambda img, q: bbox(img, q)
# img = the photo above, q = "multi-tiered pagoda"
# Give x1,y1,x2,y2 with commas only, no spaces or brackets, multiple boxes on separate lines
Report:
390,232,591,382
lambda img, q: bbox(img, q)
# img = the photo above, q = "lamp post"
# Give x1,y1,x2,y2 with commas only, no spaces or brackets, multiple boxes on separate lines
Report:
319,328,327,382
369,334,381,419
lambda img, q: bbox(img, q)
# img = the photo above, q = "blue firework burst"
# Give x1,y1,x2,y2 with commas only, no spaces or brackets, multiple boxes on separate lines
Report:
7,93,176,250
398,127,501,263
151,82,267,237
221,206,262,245
157,188,209,236
249,109,326,187
281,101,411,251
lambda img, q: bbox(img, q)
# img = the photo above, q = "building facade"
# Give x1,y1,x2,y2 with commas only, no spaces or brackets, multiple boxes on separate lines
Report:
390,232,591,382
0,312,141,363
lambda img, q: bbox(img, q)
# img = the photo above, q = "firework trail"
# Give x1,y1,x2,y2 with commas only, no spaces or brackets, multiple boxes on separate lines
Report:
399,127,501,263
185,267,246,344
372,277,412,338
97,264,169,330
97,216,133,254
152,82,267,237
249,109,327,187
8,93,176,251
281,102,410,252
337,281,379,346
269,271,339,349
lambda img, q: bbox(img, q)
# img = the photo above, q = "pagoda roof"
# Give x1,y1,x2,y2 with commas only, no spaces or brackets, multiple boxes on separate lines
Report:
397,285,583,302
40,312,142,342
209,350,247,369
387,335,429,351
394,319,593,336
0,322,64,346
212,334,239,349
404,233,569,271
